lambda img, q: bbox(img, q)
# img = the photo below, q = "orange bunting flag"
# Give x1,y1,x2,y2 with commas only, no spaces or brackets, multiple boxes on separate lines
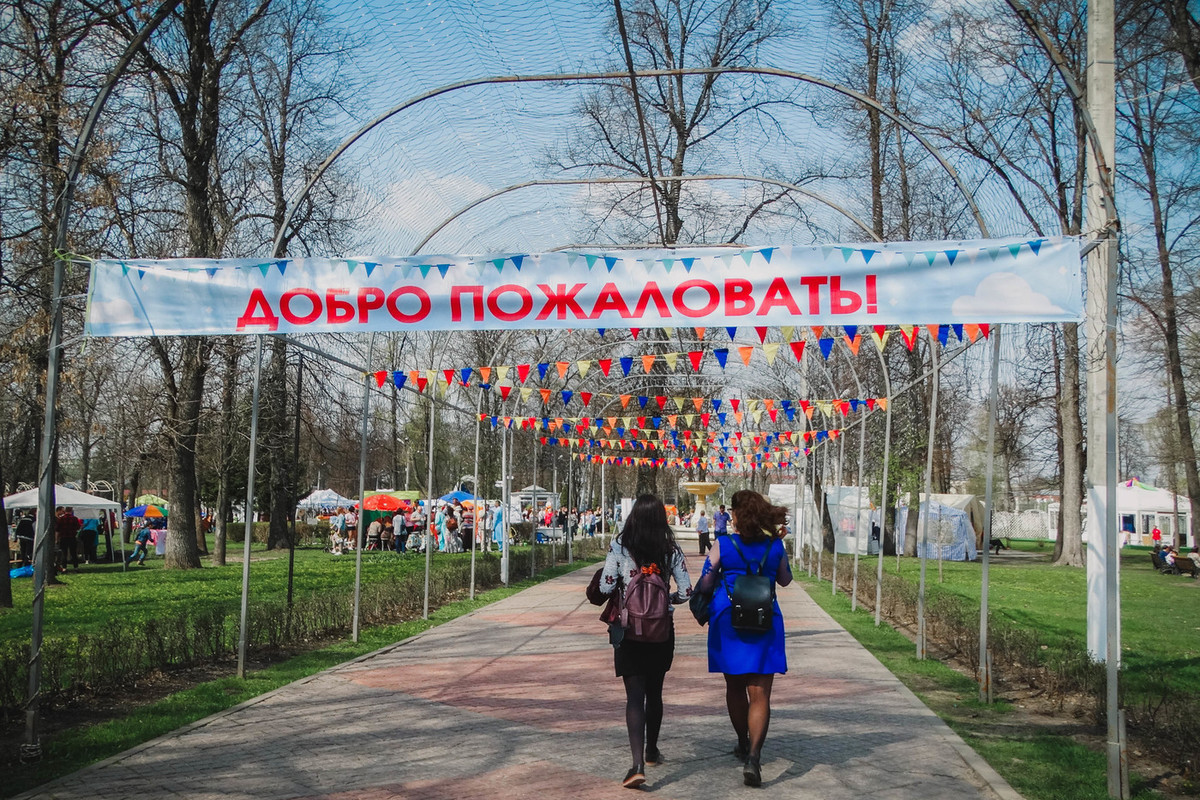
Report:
810,325,824,340
694,327,706,338
738,346,754,366
964,324,980,343
733,410,744,424
693,397,704,411
641,354,656,373
538,388,552,405
926,324,940,340
479,366,492,384
556,361,570,379
619,394,632,409
845,334,862,356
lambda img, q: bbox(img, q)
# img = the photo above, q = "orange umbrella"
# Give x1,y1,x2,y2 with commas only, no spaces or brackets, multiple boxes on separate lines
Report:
362,494,402,511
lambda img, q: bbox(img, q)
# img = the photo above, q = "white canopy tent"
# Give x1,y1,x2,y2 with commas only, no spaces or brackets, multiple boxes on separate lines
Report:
4,484,120,515
296,488,354,512
895,493,985,562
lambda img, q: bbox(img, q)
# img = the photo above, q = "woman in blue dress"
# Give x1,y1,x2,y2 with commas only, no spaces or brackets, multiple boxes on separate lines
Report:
696,489,792,787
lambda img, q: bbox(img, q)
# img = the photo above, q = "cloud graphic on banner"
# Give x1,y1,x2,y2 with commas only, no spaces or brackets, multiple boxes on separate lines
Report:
952,272,1066,318
90,298,137,326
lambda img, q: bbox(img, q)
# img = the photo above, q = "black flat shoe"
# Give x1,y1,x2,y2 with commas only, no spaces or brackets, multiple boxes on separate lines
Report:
622,764,646,789
645,747,662,765
743,757,762,787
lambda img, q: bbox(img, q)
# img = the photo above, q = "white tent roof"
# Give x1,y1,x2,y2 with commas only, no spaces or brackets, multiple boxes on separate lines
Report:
297,488,354,508
4,484,120,511
1116,481,1189,515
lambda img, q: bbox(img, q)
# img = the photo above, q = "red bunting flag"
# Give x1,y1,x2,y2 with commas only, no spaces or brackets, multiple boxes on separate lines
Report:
443,368,456,386
656,395,667,409
499,385,512,400
730,398,741,412
900,326,918,350
580,391,592,407
374,370,387,388
598,359,613,377
517,364,531,383
789,341,805,362
630,328,640,340
688,350,703,371
754,326,768,343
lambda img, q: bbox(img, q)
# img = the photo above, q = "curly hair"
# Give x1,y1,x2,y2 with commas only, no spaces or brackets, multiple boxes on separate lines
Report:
617,494,678,567
729,490,788,543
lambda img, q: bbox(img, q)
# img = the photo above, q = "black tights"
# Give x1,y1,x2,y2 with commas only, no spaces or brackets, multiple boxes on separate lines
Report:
725,673,774,761
622,672,665,766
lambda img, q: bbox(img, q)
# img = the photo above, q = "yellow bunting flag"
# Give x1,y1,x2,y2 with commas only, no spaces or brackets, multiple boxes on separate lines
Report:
577,360,592,378
762,342,781,364
664,351,679,371
520,387,533,403
496,365,511,383
780,325,794,342
870,330,890,351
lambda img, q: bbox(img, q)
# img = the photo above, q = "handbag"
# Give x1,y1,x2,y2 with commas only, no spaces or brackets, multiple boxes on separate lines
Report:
689,569,717,625
587,567,621,625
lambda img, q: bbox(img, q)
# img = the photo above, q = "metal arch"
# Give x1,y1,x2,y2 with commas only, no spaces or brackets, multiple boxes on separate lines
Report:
271,65,993,257
408,174,882,255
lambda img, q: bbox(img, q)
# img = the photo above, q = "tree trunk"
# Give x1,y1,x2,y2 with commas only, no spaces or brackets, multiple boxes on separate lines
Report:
213,340,240,567
1055,323,1085,566
165,339,207,569
266,337,291,549
0,457,12,607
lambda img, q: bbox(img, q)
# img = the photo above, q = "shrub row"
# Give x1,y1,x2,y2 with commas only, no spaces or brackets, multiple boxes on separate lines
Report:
802,546,1198,772
0,538,607,717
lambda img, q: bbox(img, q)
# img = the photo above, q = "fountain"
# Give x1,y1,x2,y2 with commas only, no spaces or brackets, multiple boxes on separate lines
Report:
675,482,722,544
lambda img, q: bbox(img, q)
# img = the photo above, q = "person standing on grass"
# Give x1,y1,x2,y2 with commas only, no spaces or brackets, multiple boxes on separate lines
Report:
14,510,35,566
55,506,82,573
694,489,793,788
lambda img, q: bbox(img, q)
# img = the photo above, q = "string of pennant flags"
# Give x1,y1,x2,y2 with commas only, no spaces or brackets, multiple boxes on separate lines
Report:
371,323,990,395
113,239,1049,280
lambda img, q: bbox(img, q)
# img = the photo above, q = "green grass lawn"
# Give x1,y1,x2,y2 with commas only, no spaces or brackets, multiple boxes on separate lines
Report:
878,542,1199,700
0,539,538,641
796,570,1167,800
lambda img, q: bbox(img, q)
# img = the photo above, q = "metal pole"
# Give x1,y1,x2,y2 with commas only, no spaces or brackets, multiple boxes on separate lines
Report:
567,451,574,564
833,423,845,597
851,406,866,611
236,335,265,679
501,413,511,586
875,344,893,627
423,385,436,618
917,339,940,661
352,334,376,641
470,386,484,599
531,433,538,576
288,351,302,607
601,458,608,545
979,326,1002,701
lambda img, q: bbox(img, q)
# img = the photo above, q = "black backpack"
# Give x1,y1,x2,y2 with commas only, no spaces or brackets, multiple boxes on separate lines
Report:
723,537,775,633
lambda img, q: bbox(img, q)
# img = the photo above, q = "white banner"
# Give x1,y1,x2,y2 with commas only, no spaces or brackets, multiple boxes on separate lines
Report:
85,237,1082,337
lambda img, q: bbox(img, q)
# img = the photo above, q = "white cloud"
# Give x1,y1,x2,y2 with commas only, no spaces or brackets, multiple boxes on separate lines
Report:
89,298,137,325
952,272,1067,318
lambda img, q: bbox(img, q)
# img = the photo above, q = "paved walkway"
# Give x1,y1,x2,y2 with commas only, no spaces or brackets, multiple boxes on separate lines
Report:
22,555,1021,800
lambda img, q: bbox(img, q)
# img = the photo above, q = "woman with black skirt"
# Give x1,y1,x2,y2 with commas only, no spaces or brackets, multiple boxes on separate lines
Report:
597,494,692,788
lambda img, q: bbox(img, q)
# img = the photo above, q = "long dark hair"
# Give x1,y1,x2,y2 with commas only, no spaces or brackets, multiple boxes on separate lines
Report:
618,494,677,567
730,490,788,543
